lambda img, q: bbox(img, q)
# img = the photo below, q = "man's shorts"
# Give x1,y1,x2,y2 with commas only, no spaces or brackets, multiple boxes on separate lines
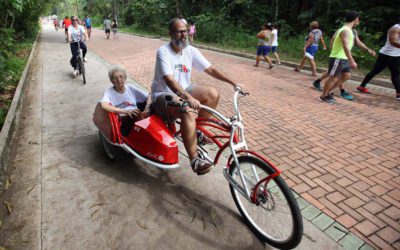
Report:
86,26,92,29
105,29,111,34
328,58,351,76
256,46,271,56
65,28,68,33
271,46,278,53
305,45,318,57
152,85,196,122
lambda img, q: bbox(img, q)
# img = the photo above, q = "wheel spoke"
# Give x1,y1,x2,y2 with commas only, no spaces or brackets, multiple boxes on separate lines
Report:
229,156,303,249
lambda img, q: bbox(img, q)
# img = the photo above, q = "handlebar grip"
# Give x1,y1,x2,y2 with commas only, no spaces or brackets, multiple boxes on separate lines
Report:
166,101,182,107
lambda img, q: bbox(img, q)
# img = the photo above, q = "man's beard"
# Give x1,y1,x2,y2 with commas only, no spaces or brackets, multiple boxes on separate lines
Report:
172,38,188,50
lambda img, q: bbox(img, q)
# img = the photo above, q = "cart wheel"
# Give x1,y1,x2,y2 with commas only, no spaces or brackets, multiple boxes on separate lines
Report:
99,131,119,161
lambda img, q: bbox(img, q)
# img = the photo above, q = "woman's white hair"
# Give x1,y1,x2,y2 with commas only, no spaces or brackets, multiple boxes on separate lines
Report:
108,65,127,81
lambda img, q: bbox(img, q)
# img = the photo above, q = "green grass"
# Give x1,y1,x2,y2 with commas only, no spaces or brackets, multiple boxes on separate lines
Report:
0,41,33,130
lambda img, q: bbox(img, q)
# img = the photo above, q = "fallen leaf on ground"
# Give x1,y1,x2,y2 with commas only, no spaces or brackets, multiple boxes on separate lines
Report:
5,178,11,190
303,233,316,242
136,220,148,230
3,201,12,214
90,208,100,219
209,220,218,228
210,207,216,221
27,185,36,194
190,212,196,223
202,216,206,231
89,203,103,209
183,193,193,201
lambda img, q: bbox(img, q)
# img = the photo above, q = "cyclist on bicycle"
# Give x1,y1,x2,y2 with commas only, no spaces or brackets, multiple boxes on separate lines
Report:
62,16,72,42
151,18,240,175
67,16,89,77
53,18,59,31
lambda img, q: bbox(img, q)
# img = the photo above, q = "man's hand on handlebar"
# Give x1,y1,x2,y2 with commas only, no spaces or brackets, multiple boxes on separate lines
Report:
186,96,201,110
234,84,249,96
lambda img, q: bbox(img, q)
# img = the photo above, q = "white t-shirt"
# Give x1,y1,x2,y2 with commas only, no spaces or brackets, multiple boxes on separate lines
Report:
151,43,211,99
101,84,148,110
380,24,400,57
272,29,278,46
68,25,86,42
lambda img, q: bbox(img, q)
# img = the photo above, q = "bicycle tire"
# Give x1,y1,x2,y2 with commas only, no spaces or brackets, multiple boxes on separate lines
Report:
78,57,86,84
99,131,119,161
229,155,303,249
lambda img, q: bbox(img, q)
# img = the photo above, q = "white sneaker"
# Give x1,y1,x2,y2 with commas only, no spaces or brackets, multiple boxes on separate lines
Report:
72,69,79,78
83,57,88,62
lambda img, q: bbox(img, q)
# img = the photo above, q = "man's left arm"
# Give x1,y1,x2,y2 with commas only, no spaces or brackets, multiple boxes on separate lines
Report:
204,66,238,89
354,30,376,56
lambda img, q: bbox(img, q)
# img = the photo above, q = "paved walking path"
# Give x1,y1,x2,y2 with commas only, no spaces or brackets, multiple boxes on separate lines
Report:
87,29,400,249
0,25,344,249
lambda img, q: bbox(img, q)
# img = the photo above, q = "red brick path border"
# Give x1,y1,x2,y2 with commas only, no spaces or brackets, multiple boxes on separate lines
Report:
88,30,400,249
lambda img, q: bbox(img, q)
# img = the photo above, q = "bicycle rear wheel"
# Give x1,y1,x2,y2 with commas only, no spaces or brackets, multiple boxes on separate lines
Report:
229,156,303,249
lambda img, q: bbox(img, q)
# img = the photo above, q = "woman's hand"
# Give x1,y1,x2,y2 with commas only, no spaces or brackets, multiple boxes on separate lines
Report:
123,109,141,118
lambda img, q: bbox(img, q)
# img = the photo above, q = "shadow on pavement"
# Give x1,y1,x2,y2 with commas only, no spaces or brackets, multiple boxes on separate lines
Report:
62,133,266,249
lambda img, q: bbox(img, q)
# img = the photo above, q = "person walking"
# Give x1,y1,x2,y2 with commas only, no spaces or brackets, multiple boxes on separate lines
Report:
319,11,375,104
103,17,112,39
294,21,327,76
188,21,196,44
84,15,92,38
254,23,273,69
112,19,118,39
271,23,281,65
357,21,400,100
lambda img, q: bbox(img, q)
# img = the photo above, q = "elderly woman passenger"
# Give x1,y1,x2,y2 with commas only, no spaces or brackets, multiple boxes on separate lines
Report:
100,66,151,136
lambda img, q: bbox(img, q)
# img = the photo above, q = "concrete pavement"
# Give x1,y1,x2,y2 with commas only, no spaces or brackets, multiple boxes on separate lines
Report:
0,25,344,249
87,28,399,249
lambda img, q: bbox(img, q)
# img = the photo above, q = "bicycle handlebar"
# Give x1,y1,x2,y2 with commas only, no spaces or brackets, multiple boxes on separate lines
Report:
164,88,248,124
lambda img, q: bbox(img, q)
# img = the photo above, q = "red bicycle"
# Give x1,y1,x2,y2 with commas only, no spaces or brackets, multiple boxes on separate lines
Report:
94,88,303,249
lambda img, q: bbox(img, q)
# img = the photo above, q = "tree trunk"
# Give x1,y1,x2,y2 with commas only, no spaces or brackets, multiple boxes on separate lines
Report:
275,0,279,21
10,15,15,29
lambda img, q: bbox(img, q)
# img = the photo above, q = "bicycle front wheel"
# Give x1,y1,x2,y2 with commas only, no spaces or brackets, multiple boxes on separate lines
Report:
78,57,86,84
229,156,303,249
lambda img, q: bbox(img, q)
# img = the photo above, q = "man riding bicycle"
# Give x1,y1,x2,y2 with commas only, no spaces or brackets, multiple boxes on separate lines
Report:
68,16,89,77
151,18,240,175
62,16,72,42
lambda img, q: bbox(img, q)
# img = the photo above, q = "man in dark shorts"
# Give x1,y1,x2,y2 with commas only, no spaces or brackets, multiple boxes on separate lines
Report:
103,17,111,39
151,18,240,175
319,11,375,103
84,15,92,38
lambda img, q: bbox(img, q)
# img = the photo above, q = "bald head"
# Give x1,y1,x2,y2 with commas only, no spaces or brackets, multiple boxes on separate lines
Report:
168,18,185,32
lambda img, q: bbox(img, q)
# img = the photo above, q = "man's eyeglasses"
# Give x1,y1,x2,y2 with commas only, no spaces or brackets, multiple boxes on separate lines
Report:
72,19,78,21
174,29,187,34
